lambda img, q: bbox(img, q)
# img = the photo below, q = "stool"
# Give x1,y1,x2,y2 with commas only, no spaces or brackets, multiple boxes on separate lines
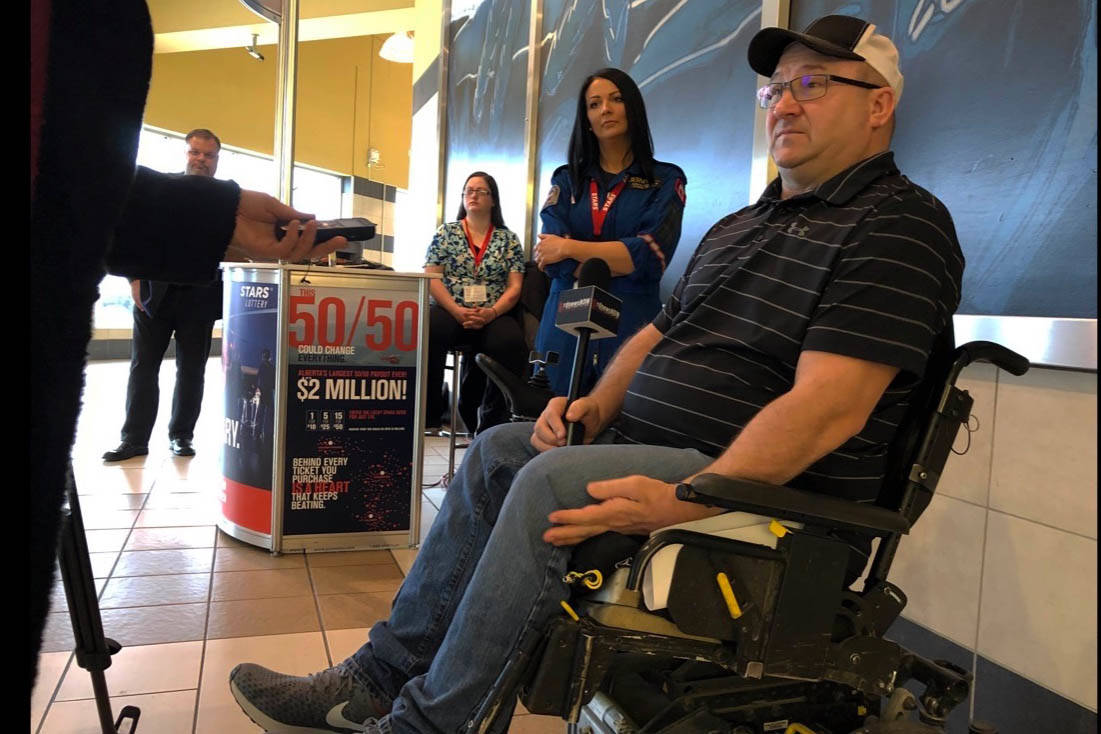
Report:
440,346,473,487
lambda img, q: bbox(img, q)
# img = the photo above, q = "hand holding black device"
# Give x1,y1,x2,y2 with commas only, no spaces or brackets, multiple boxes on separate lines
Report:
274,217,376,244
554,258,622,445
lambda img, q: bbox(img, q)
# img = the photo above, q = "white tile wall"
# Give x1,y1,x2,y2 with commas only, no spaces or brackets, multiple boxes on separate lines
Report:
355,195,384,226
978,511,1097,710
989,368,1097,539
898,365,1098,712
938,363,998,507
381,199,397,237
892,493,986,648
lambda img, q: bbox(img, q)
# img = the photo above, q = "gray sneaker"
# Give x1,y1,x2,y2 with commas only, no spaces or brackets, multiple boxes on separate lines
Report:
229,660,392,733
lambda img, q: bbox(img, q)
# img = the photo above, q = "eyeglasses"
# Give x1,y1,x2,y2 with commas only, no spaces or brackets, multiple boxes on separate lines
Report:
757,74,883,109
462,187,491,198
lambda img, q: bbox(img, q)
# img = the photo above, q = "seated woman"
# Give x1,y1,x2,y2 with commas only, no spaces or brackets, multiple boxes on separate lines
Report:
424,171,527,434
534,67,687,396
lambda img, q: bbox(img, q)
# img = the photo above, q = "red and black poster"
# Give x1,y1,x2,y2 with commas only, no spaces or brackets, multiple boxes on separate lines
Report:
282,284,420,536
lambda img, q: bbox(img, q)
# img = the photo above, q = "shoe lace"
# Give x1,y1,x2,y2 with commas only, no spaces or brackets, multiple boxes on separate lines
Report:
310,664,358,700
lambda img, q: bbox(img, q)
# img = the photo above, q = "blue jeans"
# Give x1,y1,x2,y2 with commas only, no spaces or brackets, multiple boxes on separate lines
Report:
348,421,712,733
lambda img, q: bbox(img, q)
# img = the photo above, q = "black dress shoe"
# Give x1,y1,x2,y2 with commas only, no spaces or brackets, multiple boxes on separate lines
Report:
102,442,148,462
169,438,196,457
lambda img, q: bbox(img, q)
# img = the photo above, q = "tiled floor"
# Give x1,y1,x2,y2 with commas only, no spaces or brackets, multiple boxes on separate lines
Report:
32,358,562,733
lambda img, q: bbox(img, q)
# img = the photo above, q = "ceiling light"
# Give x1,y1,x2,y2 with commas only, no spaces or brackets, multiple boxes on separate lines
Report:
245,33,265,61
379,31,414,64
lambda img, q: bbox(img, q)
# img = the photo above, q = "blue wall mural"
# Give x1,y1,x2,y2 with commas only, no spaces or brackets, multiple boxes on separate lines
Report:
792,0,1098,317
445,0,1096,317
445,0,532,243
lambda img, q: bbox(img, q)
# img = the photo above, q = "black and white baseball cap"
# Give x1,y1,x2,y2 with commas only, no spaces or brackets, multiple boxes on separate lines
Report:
748,15,904,102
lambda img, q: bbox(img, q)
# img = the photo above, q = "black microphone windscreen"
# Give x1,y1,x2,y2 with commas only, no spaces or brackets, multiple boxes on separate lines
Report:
577,258,611,290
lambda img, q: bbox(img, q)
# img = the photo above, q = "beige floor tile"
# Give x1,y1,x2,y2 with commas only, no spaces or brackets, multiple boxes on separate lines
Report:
42,601,207,652
390,547,418,576
423,486,447,509
125,525,216,551
48,577,108,617
142,490,219,510
31,651,71,732
41,613,76,653
136,506,221,528
310,562,405,595
214,545,305,572
83,528,132,554
40,689,197,734
318,592,395,631
99,573,211,608
113,547,214,576
163,453,224,480
70,465,156,494
77,493,148,511
211,568,312,601
86,551,121,578
306,549,395,567
324,627,371,663
419,500,440,543
55,640,203,700
101,603,209,647
196,632,329,734
206,596,321,639
78,508,140,530
51,553,116,584
509,713,567,733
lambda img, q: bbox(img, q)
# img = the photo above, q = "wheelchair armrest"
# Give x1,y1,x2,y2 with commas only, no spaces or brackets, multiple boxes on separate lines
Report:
474,353,552,421
956,340,1029,376
675,473,911,536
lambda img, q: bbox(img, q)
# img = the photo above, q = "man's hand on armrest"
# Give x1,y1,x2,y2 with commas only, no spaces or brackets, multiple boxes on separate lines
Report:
543,475,723,546
229,190,347,263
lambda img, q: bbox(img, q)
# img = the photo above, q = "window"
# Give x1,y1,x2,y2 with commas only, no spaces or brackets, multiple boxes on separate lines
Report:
94,127,345,333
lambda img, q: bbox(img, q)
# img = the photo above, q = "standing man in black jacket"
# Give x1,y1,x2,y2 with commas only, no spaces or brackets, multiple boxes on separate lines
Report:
103,128,229,461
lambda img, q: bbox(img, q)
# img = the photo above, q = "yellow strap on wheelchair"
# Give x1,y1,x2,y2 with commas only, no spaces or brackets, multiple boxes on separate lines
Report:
563,569,604,590
559,600,580,621
784,724,817,734
769,519,788,538
715,572,743,619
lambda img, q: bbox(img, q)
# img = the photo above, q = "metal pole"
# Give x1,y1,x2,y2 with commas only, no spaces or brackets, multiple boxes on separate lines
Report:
274,0,301,206
521,0,544,257
435,0,453,228
749,0,790,203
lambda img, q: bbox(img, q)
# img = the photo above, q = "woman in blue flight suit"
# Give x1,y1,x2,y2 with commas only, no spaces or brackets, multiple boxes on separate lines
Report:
534,67,686,397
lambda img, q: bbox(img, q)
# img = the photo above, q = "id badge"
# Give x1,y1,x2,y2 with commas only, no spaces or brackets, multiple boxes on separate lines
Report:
463,283,488,304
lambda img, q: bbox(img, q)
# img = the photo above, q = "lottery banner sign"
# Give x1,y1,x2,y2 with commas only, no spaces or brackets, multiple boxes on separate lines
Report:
282,285,420,536
221,281,279,534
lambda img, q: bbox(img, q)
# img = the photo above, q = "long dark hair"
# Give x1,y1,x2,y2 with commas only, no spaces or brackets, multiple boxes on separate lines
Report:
566,68,655,193
456,171,507,229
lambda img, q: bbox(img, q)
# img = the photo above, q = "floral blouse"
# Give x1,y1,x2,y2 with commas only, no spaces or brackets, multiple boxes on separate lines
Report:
424,221,526,307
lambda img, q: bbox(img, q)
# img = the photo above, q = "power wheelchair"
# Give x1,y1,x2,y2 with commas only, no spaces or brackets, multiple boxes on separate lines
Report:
473,332,1028,734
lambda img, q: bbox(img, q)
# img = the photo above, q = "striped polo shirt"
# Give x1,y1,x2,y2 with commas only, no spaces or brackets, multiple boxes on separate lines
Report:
615,152,964,502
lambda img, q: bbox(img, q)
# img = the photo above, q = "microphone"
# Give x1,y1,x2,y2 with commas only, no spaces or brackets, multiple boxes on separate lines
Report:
554,258,622,445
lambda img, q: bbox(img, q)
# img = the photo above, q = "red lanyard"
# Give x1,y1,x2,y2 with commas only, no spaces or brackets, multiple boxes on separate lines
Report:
589,179,627,237
462,220,494,271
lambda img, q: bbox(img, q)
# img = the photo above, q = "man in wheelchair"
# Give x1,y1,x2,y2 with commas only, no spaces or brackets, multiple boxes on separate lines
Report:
228,14,1021,734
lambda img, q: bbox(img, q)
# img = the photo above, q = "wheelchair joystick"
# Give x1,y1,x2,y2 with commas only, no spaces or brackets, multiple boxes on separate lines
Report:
527,350,558,391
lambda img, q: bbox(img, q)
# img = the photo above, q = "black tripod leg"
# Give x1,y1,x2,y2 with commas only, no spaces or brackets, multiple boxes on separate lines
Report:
57,464,140,733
